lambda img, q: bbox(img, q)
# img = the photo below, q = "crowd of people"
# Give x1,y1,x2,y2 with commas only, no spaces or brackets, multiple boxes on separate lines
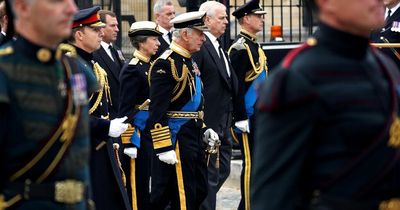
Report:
0,0,399,210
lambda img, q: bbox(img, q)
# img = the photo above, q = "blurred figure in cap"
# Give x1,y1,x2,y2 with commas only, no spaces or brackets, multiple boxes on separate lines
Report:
69,6,131,210
0,0,100,209
228,0,268,209
118,20,162,210
252,0,400,209
146,11,213,210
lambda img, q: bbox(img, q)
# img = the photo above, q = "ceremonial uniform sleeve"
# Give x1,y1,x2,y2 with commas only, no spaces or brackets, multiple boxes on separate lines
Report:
118,63,142,146
118,64,142,119
0,70,10,142
77,60,100,95
147,59,175,153
229,48,250,121
251,68,320,210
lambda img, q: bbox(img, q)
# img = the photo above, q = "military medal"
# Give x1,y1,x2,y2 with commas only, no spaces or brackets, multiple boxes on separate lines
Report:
391,21,400,32
58,81,67,97
71,73,88,106
389,115,400,148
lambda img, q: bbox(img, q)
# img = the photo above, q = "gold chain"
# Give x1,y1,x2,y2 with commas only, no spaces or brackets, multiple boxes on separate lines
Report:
245,44,268,82
89,63,108,114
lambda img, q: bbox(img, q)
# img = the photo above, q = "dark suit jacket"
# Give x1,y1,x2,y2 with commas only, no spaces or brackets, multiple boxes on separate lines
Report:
370,8,400,69
152,36,170,61
93,44,125,119
193,36,238,131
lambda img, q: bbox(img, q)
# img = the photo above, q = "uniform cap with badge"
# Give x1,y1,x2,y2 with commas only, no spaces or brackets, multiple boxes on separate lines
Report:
170,11,208,31
128,21,163,37
232,0,267,19
72,6,106,29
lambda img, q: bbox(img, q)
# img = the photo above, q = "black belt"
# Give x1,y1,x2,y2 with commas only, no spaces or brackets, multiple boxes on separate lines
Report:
3,179,87,204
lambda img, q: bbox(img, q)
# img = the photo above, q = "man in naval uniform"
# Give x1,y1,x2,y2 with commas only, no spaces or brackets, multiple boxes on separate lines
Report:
146,11,219,210
0,0,97,209
69,6,131,210
228,0,267,209
252,0,400,209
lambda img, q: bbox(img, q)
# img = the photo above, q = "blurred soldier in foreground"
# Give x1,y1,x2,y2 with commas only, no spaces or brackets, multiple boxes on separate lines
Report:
252,0,400,209
147,11,218,210
0,0,8,46
0,0,98,209
192,2,238,210
118,21,162,210
228,0,267,209
69,6,130,210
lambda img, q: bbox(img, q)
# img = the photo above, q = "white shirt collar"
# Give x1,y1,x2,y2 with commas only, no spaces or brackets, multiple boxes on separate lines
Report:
100,41,114,61
387,2,400,17
1,31,5,36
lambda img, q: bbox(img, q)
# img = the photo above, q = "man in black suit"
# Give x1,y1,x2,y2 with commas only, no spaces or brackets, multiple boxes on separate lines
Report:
152,0,175,60
93,10,125,119
193,2,238,210
371,0,400,69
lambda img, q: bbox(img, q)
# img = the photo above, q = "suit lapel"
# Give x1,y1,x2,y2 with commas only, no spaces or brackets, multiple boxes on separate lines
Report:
204,38,231,89
385,8,400,28
99,47,120,81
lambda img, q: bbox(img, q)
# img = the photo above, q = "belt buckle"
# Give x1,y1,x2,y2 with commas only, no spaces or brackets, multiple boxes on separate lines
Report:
198,111,204,120
379,198,400,210
55,180,84,204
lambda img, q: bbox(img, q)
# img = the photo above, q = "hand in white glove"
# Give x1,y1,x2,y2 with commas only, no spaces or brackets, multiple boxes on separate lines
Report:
235,119,250,133
203,128,219,147
157,150,178,165
123,147,137,159
108,116,129,137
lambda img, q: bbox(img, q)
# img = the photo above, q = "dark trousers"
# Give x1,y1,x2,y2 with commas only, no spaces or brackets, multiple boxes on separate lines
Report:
237,116,255,210
122,132,152,210
200,112,233,210
150,122,208,210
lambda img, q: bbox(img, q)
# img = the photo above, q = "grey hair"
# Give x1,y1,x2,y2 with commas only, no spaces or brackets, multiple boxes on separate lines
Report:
153,0,173,14
130,35,148,49
172,28,192,40
199,1,226,18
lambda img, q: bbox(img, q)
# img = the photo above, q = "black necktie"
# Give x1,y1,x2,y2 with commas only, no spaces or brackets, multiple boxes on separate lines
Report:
167,32,172,43
109,45,119,62
386,9,392,21
217,39,230,77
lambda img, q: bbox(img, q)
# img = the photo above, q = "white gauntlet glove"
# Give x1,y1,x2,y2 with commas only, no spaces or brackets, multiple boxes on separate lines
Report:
157,150,178,165
108,116,129,137
123,147,137,159
235,119,250,133
203,128,219,147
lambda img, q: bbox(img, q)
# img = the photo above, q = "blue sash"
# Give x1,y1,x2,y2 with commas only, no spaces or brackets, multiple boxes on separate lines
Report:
245,70,267,117
235,70,267,133
168,75,202,145
130,110,149,148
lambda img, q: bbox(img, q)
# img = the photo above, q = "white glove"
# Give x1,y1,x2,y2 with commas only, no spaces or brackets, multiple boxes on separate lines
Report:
108,116,129,137
123,147,137,159
157,150,178,165
203,128,219,147
235,119,250,133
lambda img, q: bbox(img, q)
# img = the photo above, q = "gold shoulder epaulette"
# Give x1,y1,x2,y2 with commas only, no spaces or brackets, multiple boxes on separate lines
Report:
159,49,173,60
129,57,139,65
0,46,13,56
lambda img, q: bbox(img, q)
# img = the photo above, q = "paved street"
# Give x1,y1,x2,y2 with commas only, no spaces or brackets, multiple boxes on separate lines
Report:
216,186,241,210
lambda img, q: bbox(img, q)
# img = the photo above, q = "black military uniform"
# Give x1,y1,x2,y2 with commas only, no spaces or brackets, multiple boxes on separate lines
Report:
371,3,400,69
118,21,162,210
252,23,400,210
71,7,131,210
146,11,208,210
228,1,267,209
0,37,97,209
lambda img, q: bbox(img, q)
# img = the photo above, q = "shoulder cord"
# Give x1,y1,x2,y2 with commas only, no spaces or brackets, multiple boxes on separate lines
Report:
89,63,110,114
244,43,268,82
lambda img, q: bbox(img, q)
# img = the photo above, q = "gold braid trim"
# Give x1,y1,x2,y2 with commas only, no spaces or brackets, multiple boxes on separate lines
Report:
244,44,268,82
89,63,110,114
169,57,187,82
389,115,400,148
